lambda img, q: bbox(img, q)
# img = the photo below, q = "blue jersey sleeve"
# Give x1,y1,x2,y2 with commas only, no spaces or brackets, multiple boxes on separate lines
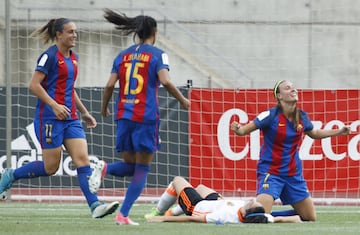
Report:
111,52,122,74
253,108,276,130
35,45,57,75
154,50,170,73
35,52,52,75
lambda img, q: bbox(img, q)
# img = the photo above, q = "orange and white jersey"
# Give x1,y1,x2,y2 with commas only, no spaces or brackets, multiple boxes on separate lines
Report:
192,199,246,224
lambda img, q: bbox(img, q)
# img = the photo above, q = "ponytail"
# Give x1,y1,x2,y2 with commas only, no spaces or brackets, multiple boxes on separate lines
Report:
104,8,157,42
293,107,300,131
30,18,71,44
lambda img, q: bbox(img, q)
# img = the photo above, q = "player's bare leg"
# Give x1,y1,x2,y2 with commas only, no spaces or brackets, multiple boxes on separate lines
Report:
256,193,274,214
291,197,316,221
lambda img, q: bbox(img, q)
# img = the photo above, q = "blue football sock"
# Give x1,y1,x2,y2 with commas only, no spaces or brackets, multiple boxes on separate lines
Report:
13,161,48,180
106,161,135,177
120,164,150,216
77,165,98,207
271,209,298,217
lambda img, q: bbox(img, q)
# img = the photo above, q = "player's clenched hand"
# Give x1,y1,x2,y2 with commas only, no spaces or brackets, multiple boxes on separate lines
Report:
181,98,190,110
81,112,97,128
231,121,241,133
339,125,351,135
101,107,110,117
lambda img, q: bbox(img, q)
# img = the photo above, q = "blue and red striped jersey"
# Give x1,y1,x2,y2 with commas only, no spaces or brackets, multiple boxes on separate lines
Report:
111,44,169,123
253,107,314,176
34,45,79,120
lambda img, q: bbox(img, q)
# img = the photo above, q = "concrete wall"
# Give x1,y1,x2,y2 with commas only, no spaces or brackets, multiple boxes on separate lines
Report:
1,0,360,88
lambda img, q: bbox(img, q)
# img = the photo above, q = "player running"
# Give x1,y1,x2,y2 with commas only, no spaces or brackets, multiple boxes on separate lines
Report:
88,9,189,225
0,18,119,219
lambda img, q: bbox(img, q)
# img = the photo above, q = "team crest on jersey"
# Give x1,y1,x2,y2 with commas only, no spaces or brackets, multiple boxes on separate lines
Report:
297,124,303,131
262,173,270,190
72,60,77,66
46,137,52,144
226,201,234,206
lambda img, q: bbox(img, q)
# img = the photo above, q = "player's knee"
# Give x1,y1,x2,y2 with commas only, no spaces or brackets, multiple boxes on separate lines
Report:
172,176,183,186
173,176,190,188
45,166,59,175
195,184,206,190
306,214,316,222
300,212,316,222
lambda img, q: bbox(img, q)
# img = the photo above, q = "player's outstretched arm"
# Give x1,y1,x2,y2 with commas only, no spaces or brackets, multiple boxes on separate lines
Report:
231,121,257,136
147,215,205,223
306,126,351,139
273,215,303,223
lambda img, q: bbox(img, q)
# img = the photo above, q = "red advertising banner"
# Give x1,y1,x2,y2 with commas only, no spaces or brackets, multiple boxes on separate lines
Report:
189,89,360,197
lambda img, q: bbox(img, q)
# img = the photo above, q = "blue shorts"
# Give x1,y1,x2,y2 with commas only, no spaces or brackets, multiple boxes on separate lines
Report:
256,172,310,205
34,119,86,149
116,119,160,153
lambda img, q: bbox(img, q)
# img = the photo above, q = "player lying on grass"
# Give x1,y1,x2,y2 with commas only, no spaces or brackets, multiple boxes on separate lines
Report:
145,176,302,224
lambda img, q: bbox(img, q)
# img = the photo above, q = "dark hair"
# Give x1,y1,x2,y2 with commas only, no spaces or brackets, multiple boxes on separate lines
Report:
244,206,268,223
245,206,265,215
244,213,268,223
31,18,72,44
103,8,157,42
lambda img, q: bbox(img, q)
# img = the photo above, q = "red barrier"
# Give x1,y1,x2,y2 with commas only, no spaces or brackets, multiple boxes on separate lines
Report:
189,89,360,197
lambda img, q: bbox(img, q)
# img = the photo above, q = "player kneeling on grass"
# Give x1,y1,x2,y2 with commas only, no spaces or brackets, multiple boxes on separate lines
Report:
230,80,351,221
145,176,302,224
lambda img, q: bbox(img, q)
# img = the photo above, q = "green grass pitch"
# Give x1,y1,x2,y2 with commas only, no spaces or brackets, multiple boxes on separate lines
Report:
0,202,359,235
